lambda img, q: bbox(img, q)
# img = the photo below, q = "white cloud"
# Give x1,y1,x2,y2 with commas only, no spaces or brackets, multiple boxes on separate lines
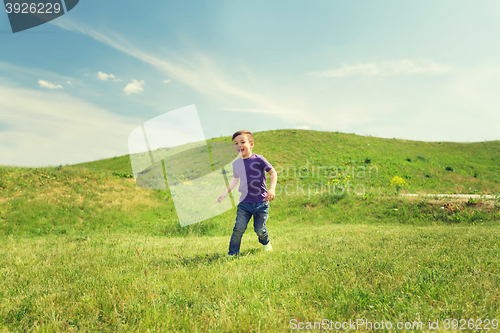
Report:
38,79,63,89
97,71,122,82
97,71,115,81
218,107,267,113
163,79,170,84
66,81,72,85
310,59,452,78
51,21,500,142
295,125,309,130
51,21,308,123
123,79,145,95
0,82,141,167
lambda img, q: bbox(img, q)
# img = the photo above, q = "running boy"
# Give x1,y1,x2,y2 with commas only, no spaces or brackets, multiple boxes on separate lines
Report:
217,130,277,256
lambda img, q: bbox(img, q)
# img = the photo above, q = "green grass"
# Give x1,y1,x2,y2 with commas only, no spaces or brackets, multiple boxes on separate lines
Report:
1,223,499,331
71,129,500,195
1,129,500,331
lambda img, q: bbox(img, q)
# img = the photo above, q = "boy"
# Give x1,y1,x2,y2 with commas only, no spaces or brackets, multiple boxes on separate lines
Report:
217,130,277,256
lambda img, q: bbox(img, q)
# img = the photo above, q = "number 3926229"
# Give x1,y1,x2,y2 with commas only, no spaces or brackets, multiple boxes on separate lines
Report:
5,3,62,14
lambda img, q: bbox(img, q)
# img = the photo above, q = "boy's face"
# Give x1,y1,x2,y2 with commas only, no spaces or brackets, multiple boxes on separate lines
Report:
233,134,254,158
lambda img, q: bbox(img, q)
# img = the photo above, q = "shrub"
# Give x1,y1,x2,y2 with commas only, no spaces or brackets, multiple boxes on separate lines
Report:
416,155,427,161
466,197,479,206
112,172,133,178
390,176,407,192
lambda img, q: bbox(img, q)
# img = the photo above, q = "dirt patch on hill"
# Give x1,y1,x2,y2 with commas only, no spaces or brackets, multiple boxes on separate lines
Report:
402,193,499,210
403,193,497,200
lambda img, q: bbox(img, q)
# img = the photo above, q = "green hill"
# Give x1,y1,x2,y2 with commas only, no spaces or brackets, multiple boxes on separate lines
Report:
73,129,500,194
1,130,500,331
1,129,499,237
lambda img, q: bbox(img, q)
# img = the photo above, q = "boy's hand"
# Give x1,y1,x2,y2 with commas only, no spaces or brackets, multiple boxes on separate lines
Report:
217,192,227,203
265,188,275,202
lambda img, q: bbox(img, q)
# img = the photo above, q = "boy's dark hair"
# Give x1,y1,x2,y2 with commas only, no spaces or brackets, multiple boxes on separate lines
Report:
232,130,254,142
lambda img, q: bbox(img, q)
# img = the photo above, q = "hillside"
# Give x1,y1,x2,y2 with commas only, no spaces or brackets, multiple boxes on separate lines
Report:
0,129,499,236
73,129,500,194
1,130,500,331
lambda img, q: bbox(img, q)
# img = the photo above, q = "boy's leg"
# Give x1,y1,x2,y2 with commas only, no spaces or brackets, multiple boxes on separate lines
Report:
228,202,252,255
253,201,270,246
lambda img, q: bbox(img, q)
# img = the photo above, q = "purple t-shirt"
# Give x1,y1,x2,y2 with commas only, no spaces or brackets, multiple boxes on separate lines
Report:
232,153,273,203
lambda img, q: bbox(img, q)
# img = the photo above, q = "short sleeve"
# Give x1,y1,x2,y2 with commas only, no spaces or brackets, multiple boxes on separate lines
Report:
259,155,273,172
232,159,240,178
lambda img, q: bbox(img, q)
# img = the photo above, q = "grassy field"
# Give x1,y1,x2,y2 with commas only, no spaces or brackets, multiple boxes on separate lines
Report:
1,223,499,332
1,130,500,331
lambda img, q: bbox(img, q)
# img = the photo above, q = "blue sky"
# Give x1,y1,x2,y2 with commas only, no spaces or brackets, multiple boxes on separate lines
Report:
1,0,500,166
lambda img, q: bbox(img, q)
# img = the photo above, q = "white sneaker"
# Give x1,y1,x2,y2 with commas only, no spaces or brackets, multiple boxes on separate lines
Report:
263,242,273,252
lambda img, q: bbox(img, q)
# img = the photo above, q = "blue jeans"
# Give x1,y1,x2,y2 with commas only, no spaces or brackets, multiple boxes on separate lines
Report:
228,201,270,255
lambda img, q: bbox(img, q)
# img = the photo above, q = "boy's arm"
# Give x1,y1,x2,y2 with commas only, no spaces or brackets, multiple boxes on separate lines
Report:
217,177,239,203
265,168,278,202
